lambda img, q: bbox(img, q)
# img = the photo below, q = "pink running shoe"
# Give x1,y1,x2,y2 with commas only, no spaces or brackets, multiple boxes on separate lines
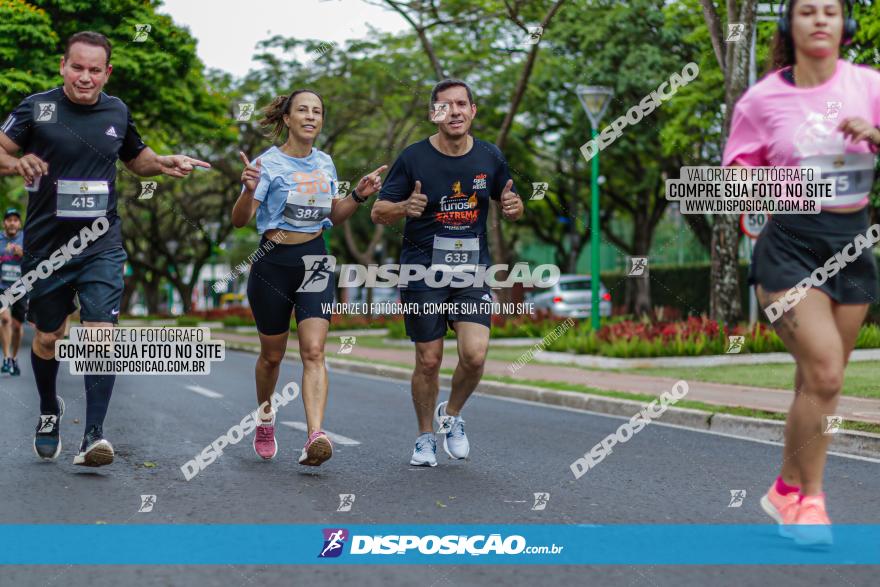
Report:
253,416,277,460
791,494,833,547
298,431,333,466
760,480,800,538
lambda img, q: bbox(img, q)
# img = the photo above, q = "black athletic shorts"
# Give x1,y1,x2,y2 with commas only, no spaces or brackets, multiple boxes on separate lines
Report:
23,246,126,332
749,208,878,305
0,293,28,323
400,286,493,343
246,235,334,335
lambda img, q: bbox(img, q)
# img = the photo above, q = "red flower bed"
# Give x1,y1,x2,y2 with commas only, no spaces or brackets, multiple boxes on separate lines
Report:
598,316,721,343
597,316,777,343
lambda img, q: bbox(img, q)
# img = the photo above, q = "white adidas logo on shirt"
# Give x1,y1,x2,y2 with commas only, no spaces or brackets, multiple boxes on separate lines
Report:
105,126,118,138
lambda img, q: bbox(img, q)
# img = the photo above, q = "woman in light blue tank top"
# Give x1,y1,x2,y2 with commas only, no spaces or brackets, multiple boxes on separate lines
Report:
231,89,387,467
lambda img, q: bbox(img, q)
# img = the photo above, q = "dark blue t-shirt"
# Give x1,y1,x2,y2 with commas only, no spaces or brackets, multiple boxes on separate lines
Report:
378,137,514,290
0,87,146,259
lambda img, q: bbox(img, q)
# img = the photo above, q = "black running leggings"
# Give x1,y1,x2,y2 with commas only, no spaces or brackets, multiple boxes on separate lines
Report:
246,236,334,335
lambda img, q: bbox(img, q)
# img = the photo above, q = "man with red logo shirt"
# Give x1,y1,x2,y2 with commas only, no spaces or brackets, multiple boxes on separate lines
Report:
372,79,524,467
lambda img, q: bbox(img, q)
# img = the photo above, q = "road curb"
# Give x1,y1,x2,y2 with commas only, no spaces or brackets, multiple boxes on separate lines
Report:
223,341,880,459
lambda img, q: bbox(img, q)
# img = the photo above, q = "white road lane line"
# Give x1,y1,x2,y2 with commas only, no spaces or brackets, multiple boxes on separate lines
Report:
330,368,880,465
185,385,223,399
280,421,361,446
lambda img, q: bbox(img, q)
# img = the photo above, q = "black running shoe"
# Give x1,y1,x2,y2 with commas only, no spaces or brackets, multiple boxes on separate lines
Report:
1,358,10,375
73,425,114,467
34,397,65,460
10,358,20,376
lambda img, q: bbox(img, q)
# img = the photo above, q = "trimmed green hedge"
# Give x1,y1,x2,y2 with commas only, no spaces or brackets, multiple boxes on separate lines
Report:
601,263,750,317
602,262,880,321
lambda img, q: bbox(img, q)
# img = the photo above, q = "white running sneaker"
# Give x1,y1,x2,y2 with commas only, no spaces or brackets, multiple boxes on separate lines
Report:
409,433,437,467
73,425,114,467
435,402,469,459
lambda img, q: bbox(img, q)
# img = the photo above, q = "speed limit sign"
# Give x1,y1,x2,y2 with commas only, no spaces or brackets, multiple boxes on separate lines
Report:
740,213,770,239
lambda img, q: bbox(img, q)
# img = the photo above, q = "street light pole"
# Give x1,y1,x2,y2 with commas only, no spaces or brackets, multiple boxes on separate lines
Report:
589,126,601,330
576,85,614,331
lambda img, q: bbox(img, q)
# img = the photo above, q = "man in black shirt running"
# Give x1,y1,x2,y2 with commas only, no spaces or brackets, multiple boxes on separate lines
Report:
0,31,209,466
373,79,524,467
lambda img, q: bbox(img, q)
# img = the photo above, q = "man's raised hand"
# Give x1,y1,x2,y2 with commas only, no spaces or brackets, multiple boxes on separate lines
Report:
404,180,428,217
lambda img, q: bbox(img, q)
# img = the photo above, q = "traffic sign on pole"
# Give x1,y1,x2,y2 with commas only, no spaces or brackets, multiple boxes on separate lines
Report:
740,213,770,240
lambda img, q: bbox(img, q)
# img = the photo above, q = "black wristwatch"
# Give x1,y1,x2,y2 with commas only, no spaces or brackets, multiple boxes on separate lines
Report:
351,189,367,204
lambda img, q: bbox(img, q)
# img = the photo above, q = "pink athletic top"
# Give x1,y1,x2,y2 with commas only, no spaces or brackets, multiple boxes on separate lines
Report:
723,60,880,209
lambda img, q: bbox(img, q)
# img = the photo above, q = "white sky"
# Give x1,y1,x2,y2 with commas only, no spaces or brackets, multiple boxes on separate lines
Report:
159,0,409,78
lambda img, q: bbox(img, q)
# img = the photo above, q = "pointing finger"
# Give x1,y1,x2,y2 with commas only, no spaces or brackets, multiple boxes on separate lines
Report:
238,151,251,166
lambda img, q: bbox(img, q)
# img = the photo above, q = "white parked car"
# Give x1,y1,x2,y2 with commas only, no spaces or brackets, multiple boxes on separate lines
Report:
529,275,612,318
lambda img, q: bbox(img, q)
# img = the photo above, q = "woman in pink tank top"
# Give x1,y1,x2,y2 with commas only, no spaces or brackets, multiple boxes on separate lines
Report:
723,0,880,546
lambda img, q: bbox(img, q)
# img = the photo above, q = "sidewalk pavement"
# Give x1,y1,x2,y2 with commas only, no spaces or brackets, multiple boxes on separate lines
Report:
213,332,880,425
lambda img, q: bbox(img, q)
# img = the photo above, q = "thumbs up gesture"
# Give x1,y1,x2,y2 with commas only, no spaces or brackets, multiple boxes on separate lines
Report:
239,151,262,193
500,180,522,220
404,180,428,218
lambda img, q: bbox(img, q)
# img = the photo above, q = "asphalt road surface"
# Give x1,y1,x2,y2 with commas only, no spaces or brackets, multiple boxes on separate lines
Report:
1,329,878,586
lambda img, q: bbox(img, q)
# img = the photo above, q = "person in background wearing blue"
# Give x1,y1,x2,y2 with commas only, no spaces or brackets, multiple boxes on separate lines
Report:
232,89,387,467
0,207,26,376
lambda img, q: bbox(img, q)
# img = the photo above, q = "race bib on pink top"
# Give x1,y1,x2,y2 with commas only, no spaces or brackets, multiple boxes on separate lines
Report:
722,60,880,209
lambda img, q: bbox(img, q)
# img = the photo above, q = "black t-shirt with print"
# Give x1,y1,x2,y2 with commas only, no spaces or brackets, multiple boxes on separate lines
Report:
378,137,514,290
0,87,146,258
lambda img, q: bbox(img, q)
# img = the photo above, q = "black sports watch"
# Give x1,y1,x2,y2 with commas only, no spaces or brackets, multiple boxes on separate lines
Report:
351,189,367,204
